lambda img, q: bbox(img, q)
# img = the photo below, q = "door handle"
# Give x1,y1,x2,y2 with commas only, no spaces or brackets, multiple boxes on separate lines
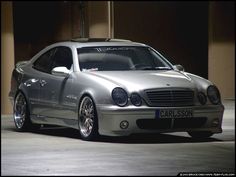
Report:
40,80,47,87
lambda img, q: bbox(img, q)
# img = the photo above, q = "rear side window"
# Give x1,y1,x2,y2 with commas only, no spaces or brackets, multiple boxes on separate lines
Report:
33,46,73,73
33,48,55,73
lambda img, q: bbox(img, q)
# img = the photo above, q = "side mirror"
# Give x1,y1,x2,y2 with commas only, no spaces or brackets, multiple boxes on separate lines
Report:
173,64,185,72
51,67,70,77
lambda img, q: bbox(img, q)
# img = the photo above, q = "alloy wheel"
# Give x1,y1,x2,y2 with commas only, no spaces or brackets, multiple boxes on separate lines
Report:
14,92,27,129
79,96,95,138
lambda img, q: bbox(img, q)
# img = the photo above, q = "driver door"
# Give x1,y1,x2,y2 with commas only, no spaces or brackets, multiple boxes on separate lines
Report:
38,47,74,119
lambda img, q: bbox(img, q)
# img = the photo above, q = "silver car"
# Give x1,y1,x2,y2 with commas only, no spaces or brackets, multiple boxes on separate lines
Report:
9,38,224,141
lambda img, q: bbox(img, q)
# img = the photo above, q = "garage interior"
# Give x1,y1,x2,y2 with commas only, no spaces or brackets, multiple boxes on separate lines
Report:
1,1,235,176
1,1,235,114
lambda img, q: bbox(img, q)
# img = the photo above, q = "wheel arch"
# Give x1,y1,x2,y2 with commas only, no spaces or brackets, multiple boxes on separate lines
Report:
77,92,98,124
76,90,98,113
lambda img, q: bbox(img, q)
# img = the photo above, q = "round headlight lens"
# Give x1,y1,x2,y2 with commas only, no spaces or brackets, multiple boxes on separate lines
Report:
207,85,221,105
198,92,207,105
130,93,142,106
112,87,128,107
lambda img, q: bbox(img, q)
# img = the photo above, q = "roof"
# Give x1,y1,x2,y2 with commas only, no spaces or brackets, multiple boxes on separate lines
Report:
70,38,132,43
48,38,148,48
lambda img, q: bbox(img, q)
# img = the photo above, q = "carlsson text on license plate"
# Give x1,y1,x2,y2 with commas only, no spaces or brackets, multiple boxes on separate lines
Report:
156,109,193,118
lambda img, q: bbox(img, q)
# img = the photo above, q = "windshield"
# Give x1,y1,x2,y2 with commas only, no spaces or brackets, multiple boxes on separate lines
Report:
77,46,172,71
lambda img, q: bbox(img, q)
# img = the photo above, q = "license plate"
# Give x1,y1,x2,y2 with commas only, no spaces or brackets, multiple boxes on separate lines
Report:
155,109,193,118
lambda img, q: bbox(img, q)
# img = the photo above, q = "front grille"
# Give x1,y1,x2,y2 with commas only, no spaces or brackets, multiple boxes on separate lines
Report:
136,117,207,130
145,89,194,107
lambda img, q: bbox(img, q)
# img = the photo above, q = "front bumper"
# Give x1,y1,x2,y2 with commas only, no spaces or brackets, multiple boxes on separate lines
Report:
96,104,224,136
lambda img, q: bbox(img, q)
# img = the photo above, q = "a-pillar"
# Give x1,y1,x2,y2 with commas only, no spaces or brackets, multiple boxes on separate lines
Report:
1,1,15,114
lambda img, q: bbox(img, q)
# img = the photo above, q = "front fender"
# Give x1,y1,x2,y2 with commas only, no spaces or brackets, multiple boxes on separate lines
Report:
73,72,117,113
185,72,213,92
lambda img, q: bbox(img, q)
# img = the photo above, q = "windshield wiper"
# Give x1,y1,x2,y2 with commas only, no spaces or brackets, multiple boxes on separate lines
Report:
154,67,172,70
140,66,172,70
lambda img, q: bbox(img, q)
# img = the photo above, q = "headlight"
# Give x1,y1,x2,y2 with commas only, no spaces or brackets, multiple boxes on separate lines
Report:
130,93,142,106
112,87,128,107
207,85,221,105
198,92,207,105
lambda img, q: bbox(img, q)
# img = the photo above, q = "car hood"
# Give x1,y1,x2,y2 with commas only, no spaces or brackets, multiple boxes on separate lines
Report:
85,70,196,92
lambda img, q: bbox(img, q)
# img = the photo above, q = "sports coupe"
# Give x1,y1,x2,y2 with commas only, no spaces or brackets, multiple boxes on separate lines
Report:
9,38,224,140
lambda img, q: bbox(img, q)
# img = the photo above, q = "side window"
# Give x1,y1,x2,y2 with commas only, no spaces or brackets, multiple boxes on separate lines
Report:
33,48,55,73
51,47,73,70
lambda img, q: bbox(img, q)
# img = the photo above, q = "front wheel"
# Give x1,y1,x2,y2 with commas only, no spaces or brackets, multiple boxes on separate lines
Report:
78,96,98,141
187,131,214,139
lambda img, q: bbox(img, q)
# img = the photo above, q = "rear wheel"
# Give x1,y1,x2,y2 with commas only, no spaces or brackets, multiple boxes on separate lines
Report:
188,131,214,139
13,91,40,131
78,96,98,141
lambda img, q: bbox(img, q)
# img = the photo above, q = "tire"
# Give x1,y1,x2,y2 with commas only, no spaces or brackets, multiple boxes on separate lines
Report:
13,91,40,131
78,96,98,141
188,131,214,139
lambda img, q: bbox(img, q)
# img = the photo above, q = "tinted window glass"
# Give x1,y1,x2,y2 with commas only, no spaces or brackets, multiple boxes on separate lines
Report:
51,47,73,70
33,48,55,73
77,47,172,71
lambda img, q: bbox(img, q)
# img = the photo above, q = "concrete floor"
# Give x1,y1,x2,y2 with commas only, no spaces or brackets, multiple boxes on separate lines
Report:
1,100,235,176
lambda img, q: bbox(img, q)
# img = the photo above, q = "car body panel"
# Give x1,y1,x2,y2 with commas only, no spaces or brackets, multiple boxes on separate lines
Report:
9,39,224,137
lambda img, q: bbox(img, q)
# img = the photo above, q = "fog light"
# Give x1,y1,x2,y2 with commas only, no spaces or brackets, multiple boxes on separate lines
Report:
212,119,219,127
120,120,129,129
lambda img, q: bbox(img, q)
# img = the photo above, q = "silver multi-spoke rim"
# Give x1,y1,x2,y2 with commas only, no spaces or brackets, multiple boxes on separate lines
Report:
79,97,94,137
14,92,27,129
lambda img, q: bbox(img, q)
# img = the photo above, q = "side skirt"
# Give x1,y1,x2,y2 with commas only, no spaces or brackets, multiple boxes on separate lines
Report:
31,114,79,130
